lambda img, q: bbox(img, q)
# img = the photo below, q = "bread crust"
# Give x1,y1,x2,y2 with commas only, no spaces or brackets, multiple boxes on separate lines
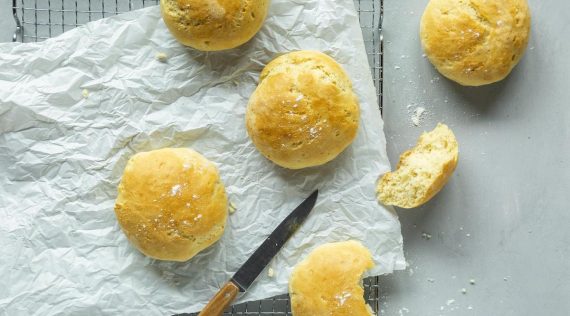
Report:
114,148,228,261
377,123,459,209
161,0,270,51
289,241,374,316
420,0,531,86
246,51,360,169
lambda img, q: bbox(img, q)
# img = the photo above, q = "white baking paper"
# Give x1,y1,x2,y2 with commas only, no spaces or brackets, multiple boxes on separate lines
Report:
0,1,405,314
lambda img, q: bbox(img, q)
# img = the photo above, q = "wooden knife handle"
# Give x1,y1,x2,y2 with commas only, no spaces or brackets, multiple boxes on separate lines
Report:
198,281,240,316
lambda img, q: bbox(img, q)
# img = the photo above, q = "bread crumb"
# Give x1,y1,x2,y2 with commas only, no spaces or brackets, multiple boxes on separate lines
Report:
461,288,467,294
446,299,455,306
470,279,476,285
229,201,237,214
411,107,426,126
267,267,274,277
194,214,202,221
421,232,432,240
466,233,471,237
504,277,509,281
430,76,440,83
155,52,168,62
394,66,401,70
82,89,89,98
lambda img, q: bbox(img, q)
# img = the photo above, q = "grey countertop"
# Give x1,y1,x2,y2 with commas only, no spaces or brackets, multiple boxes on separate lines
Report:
379,0,570,315
0,0,13,42
1,0,569,315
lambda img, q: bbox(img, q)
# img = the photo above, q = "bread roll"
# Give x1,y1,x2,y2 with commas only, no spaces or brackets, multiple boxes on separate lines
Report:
420,0,531,86
160,0,270,51
246,51,360,169
289,241,374,316
377,123,458,209
114,148,227,261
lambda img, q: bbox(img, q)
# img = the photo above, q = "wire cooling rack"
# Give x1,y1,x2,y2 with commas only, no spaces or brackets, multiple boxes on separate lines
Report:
11,0,383,112
10,0,384,314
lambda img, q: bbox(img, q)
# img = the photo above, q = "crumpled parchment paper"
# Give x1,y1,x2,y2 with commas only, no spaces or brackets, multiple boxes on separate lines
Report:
0,1,405,314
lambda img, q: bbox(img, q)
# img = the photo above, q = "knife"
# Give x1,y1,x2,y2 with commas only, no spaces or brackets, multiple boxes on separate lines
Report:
198,190,319,316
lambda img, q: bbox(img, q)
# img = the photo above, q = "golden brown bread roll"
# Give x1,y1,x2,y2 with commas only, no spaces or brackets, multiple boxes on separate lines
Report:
420,0,531,86
377,123,458,208
114,148,227,261
160,0,270,51
246,51,360,169
289,241,374,316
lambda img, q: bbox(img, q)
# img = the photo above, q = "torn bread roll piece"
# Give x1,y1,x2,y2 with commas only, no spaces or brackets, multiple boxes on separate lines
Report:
114,148,228,262
377,123,458,208
289,241,374,316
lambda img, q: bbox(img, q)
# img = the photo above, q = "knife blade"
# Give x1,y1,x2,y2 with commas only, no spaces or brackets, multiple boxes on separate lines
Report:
198,190,319,316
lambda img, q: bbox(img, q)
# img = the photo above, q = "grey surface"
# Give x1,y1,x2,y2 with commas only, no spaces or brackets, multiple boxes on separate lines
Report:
0,0,14,42
2,0,570,315
379,0,570,315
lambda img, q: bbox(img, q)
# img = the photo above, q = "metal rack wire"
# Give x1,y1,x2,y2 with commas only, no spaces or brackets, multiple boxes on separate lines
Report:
11,0,383,112
10,0,384,314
